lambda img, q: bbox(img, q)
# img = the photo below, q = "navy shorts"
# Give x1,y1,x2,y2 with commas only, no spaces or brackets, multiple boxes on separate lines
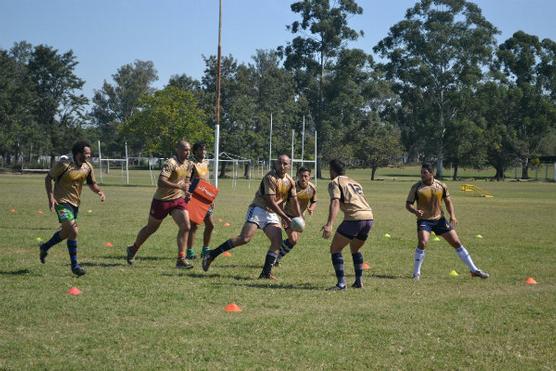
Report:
337,220,373,241
417,217,452,235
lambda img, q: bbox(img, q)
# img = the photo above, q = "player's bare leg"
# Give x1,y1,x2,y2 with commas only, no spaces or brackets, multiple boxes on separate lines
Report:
202,222,258,271
171,209,193,269
127,215,163,265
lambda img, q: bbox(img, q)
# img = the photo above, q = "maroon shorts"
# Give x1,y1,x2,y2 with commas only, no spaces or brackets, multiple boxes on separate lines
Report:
150,198,188,220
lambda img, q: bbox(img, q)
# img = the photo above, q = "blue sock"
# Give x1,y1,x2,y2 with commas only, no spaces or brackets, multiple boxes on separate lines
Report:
67,240,78,268
42,231,62,251
211,239,234,258
352,252,364,284
331,252,346,287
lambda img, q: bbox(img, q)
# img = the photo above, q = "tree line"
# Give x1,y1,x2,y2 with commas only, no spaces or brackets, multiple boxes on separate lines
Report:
1,0,555,180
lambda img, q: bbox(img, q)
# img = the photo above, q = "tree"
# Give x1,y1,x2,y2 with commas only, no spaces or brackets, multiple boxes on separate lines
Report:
495,31,556,179
354,118,403,180
120,86,211,157
0,48,37,166
374,0,498,178
279,0,364,177
27,45,88,166
90,60,158,154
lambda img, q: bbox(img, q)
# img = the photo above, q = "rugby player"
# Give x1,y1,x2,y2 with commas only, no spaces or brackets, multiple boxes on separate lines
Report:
406,163,489,280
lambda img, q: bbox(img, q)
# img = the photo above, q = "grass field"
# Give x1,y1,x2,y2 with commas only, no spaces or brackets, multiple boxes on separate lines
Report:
1,169,555,369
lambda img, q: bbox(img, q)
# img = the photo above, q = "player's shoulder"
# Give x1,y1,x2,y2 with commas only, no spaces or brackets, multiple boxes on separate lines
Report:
410,180,423,190
308,181,317,191
84,160,94,172
434,179,449,189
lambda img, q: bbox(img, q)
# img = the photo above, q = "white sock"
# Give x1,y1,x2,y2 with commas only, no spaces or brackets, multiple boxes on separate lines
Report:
456,246,478,272
413,248,425,276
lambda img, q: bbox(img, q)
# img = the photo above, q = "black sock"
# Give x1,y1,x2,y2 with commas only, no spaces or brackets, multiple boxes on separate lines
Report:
211,239,233,258
352,252,363,284
261,251,278,276
277,239,294,261
331,252,346,287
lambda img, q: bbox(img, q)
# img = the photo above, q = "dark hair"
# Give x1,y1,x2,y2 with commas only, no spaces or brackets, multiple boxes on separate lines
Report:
72,141,91,157
297,166,311,174
193,141,206,153
421,162,434,173
329,159,346,175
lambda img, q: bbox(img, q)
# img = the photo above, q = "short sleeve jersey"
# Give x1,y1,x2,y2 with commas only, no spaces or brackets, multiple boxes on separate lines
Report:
153,157,194,201
284,181,316,217
250,169,297,212
406,179,450,220
328,176,373,221
49,159,96,207
192,158,210,182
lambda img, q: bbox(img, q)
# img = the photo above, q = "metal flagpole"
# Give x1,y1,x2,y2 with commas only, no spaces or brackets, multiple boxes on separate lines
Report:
97,140,103,184
268,112,273,171
301,116,305,166
124,141,129,185
214,0,222,188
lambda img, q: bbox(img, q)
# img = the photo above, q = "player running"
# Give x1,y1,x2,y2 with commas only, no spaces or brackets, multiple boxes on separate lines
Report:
202,154,301,279
273,166,317,266
39,141,105,276
126,140,194,269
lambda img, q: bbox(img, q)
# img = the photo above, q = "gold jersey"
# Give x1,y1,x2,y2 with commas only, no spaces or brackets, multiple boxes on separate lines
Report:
49,159,96,207
192,158,210,182
328,176,373,221
406,179,450,220
250,169,296,212
284,181,316,217
153,157,194,201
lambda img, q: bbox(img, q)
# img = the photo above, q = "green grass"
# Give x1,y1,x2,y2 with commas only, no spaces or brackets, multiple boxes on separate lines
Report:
1,171,555,369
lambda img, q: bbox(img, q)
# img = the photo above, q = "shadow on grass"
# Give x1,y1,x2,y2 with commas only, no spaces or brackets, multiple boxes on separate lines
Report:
161,272,223,279
214,264,262,269
0,268,34,276
207,279,322,291
370,273,406,280
81,261,126,268
101,255,172,261
0,226,52,231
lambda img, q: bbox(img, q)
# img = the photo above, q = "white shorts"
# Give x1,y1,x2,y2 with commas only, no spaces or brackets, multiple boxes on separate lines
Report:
245,206,280,230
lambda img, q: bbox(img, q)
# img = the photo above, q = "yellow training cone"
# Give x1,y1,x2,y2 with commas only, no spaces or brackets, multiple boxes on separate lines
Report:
384,233,391,238
476,234,483,239
433,236,441,241
449,270,459,277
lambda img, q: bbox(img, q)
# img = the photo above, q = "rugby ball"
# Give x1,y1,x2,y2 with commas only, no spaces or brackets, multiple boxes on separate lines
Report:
290,217,305,232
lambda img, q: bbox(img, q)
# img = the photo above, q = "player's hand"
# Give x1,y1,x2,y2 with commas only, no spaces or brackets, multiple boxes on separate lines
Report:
321,224,332,239
283,217,292,229
307,208,314,215
184,191,192,201
98,191,106,202
415,209,424,217
48,197,58,212
450,217,458,228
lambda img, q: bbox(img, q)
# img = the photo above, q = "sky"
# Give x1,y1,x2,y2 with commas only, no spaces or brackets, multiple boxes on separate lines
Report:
2,0,556,100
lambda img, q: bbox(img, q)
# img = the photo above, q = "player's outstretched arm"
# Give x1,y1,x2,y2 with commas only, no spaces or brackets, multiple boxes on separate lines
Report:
44,174,57,212
321,198,340,239
88,183,106,202
444,197,458,227
406,201,423,217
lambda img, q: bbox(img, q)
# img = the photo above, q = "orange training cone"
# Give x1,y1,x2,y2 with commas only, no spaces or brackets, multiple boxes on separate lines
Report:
104,242,113,247
223,222,231,227
224,303,241,312
9,208,16,214
67,287,81,296
223,251,232,257
362,262,370,270
526,277,538,285
36,210,44,215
